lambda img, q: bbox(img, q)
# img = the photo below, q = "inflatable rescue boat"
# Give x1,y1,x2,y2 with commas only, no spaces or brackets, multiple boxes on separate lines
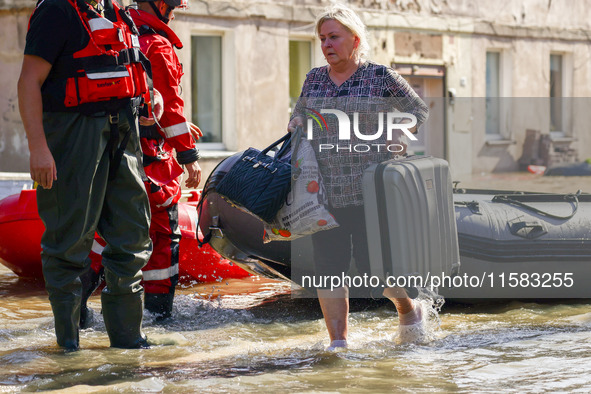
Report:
0,189,250,283
198,153,591,299
444,189,591,299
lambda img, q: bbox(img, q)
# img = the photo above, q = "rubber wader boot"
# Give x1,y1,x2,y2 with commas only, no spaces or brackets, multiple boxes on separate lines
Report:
144,292,174,321
101,290,149,349
49,296,81,351
79,266,105,329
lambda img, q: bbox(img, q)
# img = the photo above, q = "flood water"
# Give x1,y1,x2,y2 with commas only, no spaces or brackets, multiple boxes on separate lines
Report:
2,173,591,392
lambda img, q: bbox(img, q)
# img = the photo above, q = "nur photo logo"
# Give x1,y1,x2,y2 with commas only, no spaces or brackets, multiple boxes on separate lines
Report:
304,108,417,153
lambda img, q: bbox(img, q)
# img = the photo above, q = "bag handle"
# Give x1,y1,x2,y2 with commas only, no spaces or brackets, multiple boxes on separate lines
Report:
287,126,304,160
261,133,292,157
271,126,304,160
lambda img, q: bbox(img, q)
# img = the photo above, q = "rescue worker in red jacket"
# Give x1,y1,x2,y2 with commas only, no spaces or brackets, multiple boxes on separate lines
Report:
129,0,203,321
18,0,160,350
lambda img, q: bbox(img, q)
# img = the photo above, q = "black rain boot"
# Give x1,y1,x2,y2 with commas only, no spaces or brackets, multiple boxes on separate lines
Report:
144,292,174,322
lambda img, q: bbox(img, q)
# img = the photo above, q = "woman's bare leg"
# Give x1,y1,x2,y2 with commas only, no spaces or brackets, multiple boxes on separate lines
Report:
317,286,349,343
383,287,422,325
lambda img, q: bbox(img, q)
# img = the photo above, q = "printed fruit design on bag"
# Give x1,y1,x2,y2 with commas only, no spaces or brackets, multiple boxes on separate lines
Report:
306,181,319,193
271,228,292,237
295,158,304,168
317,219,328,226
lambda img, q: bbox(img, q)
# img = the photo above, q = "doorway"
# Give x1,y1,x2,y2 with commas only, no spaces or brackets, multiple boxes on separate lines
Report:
393,64,446,158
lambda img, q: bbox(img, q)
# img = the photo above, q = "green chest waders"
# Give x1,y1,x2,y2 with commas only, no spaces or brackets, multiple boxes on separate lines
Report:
38,106,152,350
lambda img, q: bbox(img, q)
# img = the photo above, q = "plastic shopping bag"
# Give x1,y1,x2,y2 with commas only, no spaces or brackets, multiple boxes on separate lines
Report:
263,137,338,242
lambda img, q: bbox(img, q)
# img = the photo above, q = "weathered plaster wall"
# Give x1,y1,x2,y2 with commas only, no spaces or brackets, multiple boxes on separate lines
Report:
0,8,33,172
3,0,591,178
466,33,591,174
171,14,293,184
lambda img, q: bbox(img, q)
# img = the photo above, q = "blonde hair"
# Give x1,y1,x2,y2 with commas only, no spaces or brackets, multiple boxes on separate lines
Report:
315,3,370,60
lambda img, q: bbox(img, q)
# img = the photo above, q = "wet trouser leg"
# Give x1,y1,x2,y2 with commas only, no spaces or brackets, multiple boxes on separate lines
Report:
79,263,104,329
143,203,180,320
38,107,151,349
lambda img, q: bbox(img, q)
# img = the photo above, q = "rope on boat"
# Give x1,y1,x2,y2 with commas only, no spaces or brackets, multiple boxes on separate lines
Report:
491,190,582,220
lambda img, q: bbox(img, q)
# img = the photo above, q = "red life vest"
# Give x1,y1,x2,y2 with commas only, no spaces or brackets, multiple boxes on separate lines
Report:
40,0,151,114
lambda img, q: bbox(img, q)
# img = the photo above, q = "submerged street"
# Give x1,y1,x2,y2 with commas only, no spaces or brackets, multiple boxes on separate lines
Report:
3,263,591,392
2,173,591,392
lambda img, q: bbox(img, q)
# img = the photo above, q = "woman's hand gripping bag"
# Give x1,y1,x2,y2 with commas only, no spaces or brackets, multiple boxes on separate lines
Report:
263,137,338,242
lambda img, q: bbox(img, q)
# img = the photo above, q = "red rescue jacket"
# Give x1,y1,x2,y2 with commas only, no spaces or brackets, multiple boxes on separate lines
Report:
38,0,151,114
129,8,197,163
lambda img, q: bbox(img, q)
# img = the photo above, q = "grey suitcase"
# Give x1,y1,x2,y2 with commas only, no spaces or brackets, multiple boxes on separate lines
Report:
362,156,460,285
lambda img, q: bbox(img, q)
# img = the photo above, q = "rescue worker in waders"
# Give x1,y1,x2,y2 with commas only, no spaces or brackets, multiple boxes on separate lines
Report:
129,0,203,321
18,0,162,350
78,0,202,325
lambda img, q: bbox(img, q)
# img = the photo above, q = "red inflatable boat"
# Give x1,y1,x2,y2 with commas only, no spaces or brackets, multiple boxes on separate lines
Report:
0,189,249,283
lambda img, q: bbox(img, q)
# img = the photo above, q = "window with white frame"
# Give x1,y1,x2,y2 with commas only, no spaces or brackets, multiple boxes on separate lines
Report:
485,51,501,136
191,35,223,146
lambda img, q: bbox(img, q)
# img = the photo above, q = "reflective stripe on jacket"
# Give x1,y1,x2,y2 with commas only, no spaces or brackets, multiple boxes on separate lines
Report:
129,8,196,156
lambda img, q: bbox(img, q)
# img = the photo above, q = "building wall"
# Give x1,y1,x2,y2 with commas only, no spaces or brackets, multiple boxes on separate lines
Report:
0,4,35,172
2,0,591,180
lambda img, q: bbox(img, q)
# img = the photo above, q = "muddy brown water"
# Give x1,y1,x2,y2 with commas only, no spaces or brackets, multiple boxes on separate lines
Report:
2,173,591,392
